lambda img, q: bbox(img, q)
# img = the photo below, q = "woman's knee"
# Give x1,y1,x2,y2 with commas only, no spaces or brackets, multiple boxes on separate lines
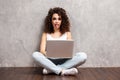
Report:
32,51,43,59
76,52,87,61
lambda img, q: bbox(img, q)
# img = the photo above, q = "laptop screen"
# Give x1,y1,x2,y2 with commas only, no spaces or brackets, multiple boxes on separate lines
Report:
46,40,74,58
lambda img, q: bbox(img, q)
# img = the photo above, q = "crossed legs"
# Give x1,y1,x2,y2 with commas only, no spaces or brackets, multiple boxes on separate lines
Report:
32,52,87,75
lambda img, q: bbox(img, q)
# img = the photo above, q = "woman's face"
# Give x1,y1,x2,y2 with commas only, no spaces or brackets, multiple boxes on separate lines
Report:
52,13,62,31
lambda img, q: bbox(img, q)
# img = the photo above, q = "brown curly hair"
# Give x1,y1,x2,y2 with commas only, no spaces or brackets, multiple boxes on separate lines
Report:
44,7,70,34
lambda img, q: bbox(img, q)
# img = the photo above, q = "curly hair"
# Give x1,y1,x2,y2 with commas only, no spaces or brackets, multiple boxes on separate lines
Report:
44,7,70,34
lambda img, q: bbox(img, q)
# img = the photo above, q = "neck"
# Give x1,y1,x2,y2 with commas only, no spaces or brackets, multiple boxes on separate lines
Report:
54,28,60,33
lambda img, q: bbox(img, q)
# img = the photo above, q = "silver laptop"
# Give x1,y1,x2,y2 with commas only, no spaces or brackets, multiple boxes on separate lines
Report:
46,40,74,58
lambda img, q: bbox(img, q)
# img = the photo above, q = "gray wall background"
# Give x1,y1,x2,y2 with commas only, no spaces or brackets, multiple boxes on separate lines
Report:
0,0,120,67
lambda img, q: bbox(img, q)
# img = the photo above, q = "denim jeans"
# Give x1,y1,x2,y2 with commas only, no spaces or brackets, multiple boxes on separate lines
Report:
32,51,87,75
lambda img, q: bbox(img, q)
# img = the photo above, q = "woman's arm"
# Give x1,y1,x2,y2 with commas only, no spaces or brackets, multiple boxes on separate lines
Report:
40,32,47,55
67,32,72,40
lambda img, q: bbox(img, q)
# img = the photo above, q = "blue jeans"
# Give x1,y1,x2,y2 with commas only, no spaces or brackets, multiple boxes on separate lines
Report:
32,52,87,75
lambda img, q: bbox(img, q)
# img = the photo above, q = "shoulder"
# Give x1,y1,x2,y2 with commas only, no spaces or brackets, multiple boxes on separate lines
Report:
66,32,72,40
41,32,47,39
66,31,71,35
42,32,47,36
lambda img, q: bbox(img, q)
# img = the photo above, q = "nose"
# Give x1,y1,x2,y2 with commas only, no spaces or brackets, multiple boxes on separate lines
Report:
55,19,59,23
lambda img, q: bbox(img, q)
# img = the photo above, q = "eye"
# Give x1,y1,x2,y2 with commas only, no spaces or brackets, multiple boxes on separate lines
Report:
52,18,56,20
58,18,62,20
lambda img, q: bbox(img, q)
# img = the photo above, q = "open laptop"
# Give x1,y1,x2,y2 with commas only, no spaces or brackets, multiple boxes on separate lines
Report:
46,40,74,58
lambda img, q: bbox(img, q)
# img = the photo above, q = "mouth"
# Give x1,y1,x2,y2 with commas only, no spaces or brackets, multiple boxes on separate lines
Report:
54,24,60,28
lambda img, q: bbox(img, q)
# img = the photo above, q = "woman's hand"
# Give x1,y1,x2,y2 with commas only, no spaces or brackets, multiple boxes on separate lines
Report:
41,51,47,56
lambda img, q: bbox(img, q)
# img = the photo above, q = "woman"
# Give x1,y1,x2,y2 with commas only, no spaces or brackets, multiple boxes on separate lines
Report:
32,7,87,76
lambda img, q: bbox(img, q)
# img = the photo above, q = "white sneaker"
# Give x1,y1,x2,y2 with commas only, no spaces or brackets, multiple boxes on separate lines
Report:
61,68,78,76
43,68,52,74
43,68,48,74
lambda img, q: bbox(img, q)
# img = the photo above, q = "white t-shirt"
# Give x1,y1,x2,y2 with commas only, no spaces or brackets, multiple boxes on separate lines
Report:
47,32,67,40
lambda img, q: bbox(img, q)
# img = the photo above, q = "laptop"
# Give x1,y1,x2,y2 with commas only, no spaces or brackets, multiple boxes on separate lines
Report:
46,40,74,58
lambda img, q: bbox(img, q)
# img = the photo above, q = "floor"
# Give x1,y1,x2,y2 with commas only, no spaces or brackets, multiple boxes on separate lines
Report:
0,67,120,80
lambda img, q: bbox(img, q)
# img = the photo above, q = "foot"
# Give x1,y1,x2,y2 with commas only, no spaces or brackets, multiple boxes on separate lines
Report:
43,68,52,74
61,68,78,76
